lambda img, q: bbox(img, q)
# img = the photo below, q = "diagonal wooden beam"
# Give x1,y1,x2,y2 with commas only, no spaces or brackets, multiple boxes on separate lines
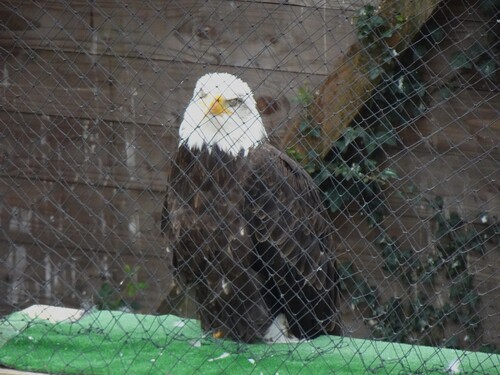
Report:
282,0,442,161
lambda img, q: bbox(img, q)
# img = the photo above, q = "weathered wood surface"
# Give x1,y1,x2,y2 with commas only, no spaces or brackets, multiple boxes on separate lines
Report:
0,0,356,75
384,152,499,220
239,1,381,10
422,10,500,92
0,111,174,191
0,49,326,130
0,239,171,316
401,91,500,157
282,0,443,157
2,86,497,194
334,213,499,345
0,178,164,254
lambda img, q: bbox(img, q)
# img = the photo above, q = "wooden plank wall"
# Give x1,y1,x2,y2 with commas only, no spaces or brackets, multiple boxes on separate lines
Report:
0,0,498,348
0,0,360,314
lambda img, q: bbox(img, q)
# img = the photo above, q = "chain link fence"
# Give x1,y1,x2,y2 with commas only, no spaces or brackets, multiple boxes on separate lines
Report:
0,0,499,373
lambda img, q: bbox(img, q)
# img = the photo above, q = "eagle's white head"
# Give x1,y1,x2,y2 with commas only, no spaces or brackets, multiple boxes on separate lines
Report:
179,73,267,157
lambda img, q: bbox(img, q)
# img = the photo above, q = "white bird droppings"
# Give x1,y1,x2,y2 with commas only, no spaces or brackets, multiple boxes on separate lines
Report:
447,358,461,374
173,320,186,328
189,339,202,348
208,352,230,362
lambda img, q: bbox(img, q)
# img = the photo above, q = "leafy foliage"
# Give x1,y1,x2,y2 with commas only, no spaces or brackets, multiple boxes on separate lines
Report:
340,197,496,349
96,264,147,312
439,0,499,96
450,42,498,80
288,3,445,217
288,4,498,351
356,4,405,80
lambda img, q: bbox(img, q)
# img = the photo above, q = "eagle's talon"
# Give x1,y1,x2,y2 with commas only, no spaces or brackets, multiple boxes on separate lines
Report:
212,330,224,339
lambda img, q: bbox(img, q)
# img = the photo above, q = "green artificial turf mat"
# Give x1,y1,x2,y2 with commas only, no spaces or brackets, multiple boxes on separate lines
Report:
0,306,498,374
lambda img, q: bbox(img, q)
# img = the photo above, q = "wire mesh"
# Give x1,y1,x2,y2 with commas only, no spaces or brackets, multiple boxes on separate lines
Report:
0,0,498,374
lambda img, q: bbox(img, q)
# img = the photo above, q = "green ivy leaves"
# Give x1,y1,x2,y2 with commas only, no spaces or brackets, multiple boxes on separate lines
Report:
451,42,497,79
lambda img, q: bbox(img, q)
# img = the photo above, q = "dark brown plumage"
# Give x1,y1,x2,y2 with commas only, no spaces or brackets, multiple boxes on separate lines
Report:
163,143,340,342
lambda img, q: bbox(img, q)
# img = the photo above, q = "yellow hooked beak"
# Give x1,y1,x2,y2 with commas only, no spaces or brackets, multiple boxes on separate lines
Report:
207,95,232,116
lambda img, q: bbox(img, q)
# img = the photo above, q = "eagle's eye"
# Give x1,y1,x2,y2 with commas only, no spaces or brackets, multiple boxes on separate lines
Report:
198,90,207,99
226,98,243,107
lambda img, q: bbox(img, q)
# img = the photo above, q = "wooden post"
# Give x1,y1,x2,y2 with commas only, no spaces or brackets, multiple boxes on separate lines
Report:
282,0,442,161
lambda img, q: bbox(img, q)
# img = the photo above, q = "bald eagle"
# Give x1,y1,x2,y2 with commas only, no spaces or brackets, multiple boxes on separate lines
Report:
162,73,340,343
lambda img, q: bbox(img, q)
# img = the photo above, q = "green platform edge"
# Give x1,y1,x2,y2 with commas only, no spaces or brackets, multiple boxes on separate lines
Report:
0,307,498,375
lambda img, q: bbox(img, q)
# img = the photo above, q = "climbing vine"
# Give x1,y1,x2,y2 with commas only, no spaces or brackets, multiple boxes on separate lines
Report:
435,0,499,99
289,3,498,352
96,264,147,312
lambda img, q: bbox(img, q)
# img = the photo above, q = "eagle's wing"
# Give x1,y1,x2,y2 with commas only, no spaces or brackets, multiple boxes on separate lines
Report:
246,143,339,336
247,143,337,289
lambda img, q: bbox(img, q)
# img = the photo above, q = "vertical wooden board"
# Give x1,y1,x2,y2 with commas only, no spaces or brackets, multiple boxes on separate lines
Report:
1,241,97,310
398,93,500,157
0,178,56,244
1,49,113,120
108,57,328,133
0,178,164,255
0,112,117,184
104,55,184,128
0,241,171,315
1,1,357,74
421,31,498,93
423,91,499,156
0,1,93,51
79,1,356,74
0,111,176,191
108,121,175,191
382,148,500,221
